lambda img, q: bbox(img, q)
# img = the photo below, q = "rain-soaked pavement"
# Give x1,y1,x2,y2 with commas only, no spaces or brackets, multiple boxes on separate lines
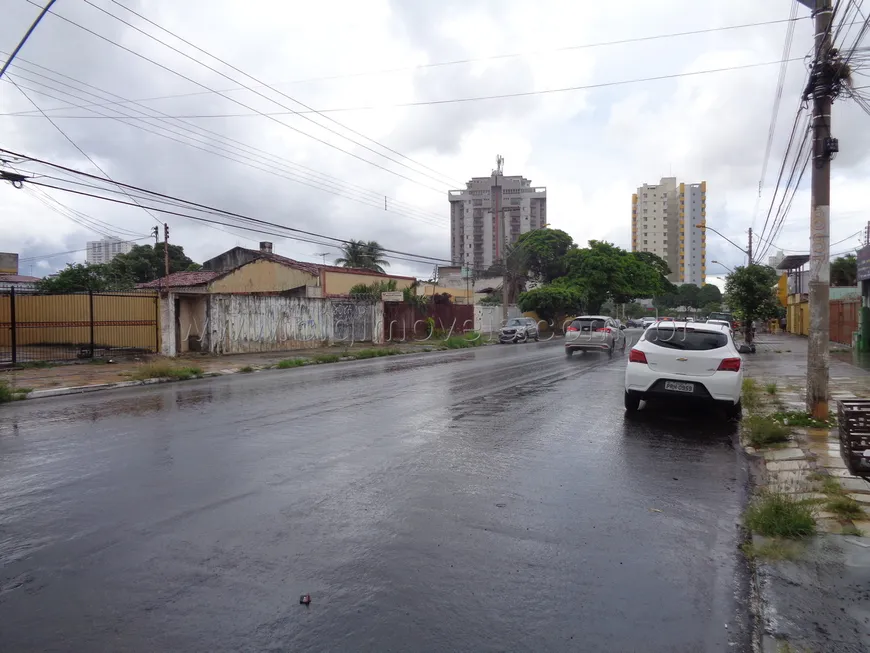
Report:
0,331,751,652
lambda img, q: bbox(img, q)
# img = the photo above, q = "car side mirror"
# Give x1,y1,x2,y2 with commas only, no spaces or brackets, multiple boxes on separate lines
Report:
737,344,752,354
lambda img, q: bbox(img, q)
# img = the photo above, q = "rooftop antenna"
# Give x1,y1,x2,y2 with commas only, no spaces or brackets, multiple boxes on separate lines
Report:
313,252,329,265
495,154,504,176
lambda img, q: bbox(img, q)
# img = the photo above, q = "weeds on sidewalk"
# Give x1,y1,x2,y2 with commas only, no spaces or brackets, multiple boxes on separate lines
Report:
744,415,792,448
276,358,306,369
741,538,801,562
0,381,31,403
743,378,760,411
238,366,254,374
842,524,865,537
444,333,483,349
312,354,341,364
826,496,865,520
765,382,778,395
770,410,836,429
352,348,401,359
744,491,816,538
131,362,203,381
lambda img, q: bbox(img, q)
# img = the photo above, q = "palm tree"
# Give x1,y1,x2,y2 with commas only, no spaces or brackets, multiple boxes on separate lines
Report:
334,239,390,273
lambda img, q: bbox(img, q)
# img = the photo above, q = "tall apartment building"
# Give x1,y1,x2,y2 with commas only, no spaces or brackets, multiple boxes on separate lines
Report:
631,177,706,285
449,166,546,271
86,236,133,265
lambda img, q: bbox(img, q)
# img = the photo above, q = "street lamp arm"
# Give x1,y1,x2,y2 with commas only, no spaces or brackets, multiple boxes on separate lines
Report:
696,224,748,257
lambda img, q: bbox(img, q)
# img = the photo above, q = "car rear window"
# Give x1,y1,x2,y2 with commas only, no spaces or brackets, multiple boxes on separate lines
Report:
645,327,728,350
571,318,605,332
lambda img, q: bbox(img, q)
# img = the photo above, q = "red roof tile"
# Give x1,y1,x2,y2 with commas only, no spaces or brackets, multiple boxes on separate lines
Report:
137,271,219,288
0,274,40,283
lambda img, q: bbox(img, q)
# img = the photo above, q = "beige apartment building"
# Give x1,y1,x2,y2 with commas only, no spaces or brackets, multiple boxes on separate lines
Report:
631,177,706,285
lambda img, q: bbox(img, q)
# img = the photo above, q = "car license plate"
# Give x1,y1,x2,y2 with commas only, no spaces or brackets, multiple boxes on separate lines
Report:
665,381,694,393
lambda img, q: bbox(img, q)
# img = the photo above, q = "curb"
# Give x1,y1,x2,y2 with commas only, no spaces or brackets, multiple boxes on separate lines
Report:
6,340,510,403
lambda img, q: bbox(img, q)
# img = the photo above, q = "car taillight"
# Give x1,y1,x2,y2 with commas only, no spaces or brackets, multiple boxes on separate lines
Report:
629,349,647,364
718,358,741,372
596,328,609,333
567,326,578,332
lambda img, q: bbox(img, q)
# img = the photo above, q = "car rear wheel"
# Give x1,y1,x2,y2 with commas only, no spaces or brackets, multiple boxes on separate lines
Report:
565,349,573,357
725,400,742,421
624,391,641,412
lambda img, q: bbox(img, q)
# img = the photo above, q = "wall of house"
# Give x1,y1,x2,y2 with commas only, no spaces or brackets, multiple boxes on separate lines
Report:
209,259,317,294
324,270,414,296
205,294,377,354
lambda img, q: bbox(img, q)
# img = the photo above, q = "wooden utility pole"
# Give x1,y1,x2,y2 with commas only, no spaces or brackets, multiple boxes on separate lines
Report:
163,223,170,277
806,0,834,419
747,227,753,264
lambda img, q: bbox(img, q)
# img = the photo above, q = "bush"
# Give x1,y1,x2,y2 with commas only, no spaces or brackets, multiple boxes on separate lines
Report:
765,382,778,395
312,354,340,364
443,333,483,349
0,381,28,403
744,415,792,448
131,362,203,381
238,365,254,373
276,358,306,369
744,491,816,538
517,285,583,322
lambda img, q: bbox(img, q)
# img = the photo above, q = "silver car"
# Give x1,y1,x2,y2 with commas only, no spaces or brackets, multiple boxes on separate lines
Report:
565,315,626,357
499,317,540,343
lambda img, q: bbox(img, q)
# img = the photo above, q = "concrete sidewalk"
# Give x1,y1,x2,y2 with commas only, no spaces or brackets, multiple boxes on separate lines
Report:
744,333,870,652
0,341,446,397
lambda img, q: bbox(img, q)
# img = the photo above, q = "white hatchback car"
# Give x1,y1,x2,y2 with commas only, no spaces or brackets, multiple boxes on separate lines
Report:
624,321,744,418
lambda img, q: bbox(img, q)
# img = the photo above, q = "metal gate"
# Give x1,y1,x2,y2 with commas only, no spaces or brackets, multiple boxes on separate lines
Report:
0,288,160,364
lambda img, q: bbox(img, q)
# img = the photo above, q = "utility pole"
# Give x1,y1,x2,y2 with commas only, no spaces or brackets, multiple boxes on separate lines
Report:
747,227,753,264
151,225,159,246
163,223,170,277
806,0,835,419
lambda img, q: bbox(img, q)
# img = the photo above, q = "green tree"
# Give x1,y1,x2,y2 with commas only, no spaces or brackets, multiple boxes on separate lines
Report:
36,263,133,293
831,254,857,287
513,228,575,282
335,239,390,273
109,243,198,283
724,264,779,343
517,285,583,321
701,301,723,317
697,283,723,306
633,251,671,279
678,283,701,311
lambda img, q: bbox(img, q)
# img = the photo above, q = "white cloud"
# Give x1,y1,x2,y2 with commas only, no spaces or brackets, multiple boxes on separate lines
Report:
0,0,867,281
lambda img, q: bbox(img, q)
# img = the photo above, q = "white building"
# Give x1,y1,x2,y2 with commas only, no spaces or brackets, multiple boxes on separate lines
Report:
86,237,133,265
449,161,546,271
632,177,706,285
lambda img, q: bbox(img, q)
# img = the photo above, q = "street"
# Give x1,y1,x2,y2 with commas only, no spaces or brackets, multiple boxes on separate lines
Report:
0,331,751,652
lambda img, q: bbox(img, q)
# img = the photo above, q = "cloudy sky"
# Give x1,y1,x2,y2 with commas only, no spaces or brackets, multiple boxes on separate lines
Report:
1,0,869,287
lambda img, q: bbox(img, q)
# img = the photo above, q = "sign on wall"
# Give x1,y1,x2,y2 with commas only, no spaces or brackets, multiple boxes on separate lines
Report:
857,246,870,282
381,291,404,302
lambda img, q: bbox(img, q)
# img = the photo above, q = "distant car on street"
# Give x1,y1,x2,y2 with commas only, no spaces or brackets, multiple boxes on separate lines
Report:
624,321,745,419
706,319,732,332
641,317,656,329
565,315,626,358
498,317,539,344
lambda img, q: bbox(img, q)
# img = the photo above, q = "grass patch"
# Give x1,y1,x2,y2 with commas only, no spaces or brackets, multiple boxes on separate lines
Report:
741,538,801,561
770,410,836,429
276,358,306,369
352,348,402,359
14,360,53,369
744,491,816,538
744,415,792,448
312,354,341,364
131,362,203,381
443,333,483,349
819,475,847,496
765,381,778,395
826,496,865,520
0,381,32,402
742,378,760,411
238,365,254,373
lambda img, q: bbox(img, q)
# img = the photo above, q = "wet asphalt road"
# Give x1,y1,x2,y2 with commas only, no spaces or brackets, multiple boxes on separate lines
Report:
0,331,751,652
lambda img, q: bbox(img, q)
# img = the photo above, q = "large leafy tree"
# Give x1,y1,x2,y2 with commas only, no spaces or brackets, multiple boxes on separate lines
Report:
335,239,390,273
678,283,701,310
513,228,575,282
724,264,779,343
697,282,723,306
36,263,133,293
831,254,857,287
517,285,583,322
109,243,199,283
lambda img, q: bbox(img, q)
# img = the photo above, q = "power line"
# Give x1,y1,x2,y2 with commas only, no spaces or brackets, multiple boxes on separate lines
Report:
23,0,449,194
752,1,799,233
5,77,165,226
18,236,153,263
103,0,463,188
0,14,808,116
0,0,57,80
0,149,456,267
